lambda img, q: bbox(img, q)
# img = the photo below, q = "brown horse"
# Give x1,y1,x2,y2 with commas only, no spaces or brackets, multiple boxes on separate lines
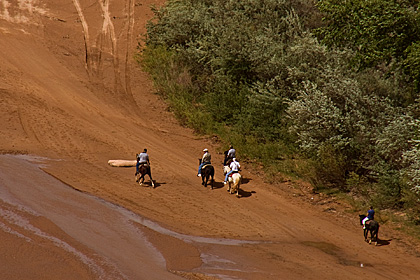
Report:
359,215,379,245
198,159,214,189
135,164,155,188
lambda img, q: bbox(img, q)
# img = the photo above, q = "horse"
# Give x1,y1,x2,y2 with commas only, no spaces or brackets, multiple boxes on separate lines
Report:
198,159,214,189
223,165,241,197
135,164,155,188
223,150,233,166
359,214,379,245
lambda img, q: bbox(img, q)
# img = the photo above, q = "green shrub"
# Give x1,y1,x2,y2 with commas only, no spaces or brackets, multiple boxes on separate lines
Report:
139,0,420,221
316,0,420,70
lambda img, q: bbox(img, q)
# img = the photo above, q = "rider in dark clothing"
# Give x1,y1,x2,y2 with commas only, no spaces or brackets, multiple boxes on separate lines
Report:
362,206,375,229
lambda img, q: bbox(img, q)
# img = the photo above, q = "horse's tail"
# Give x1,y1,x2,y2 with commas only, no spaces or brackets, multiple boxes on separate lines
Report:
209,165,215,176
373,221,379,233
232,173,241,191
371,220,379,244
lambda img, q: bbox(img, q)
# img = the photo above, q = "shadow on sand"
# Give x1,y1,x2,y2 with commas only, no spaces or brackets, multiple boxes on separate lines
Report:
136,179,163,189
241,177,252,184
375,238,391,246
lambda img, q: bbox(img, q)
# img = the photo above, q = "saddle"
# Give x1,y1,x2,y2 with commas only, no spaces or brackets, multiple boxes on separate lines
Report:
228,171,239,177
201,163,212,169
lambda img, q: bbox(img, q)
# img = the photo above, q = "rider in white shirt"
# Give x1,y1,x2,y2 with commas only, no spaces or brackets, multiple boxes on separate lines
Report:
224,158,240,183
135,149,150,175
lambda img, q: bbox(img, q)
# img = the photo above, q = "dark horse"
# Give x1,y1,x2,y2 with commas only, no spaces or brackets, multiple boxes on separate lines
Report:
359,215,379,245
223,150,233,166
198,159,214,189
135,164,155,188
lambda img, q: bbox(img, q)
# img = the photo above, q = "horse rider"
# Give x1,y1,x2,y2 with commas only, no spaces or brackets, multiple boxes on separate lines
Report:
362,206,375,229
224,158,240,184
223,145,236,166
135,148,150,175
197,148,211,177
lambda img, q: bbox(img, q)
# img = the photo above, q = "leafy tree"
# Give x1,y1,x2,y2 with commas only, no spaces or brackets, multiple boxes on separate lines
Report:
316,0,420,69
404,42,420,91
401,119,420,193
140,0,420,212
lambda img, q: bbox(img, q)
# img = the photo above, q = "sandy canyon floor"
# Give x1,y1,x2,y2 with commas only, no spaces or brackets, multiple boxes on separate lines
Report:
1,0,420,279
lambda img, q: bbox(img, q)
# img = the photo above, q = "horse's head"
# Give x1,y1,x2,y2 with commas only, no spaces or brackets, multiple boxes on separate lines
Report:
223,165,231,175
199,158,202,164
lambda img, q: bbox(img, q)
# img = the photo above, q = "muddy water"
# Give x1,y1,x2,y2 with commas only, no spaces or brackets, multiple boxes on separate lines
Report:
0,155,265,280
0,155,184,279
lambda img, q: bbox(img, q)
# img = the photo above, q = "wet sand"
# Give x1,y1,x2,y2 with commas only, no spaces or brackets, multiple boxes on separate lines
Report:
0,155,279,280
0,155,182,280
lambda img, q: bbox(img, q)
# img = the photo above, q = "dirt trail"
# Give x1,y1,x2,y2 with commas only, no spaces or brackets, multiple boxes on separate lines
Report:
1,0,420,279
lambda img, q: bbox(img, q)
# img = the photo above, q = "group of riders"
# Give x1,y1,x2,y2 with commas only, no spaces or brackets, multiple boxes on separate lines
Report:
197,145,240,184
136,147,378,243
135,147,377,238
135,145,241,184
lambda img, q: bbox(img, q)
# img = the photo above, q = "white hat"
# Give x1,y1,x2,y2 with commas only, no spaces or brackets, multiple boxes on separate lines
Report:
203,148,208,152
233,158,236,161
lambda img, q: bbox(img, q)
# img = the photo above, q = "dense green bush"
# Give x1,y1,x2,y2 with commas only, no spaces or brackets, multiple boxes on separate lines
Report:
316,0,420,102
139,0,420,216
316,0,420,68
404,42,420,91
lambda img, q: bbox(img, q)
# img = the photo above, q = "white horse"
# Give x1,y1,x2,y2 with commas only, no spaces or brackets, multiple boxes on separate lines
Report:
223,165,241,197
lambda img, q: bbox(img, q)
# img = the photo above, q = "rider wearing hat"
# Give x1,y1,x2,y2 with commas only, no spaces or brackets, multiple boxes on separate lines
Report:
197,148,211,177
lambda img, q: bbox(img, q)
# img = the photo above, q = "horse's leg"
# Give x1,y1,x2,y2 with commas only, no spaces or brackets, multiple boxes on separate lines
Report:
373,231,377,245
139,174,145,185
227,178,231,192
146,167,154,187
236,181,240,197
148,172,155,188
204,175,208,187
210,175,214,190
370,229,375,245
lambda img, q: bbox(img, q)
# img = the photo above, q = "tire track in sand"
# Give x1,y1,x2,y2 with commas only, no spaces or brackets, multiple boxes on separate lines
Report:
71,0,92,73
72,0,134,97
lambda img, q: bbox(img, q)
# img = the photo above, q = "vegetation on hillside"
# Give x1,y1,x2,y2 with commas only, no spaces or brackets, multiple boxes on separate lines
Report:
137,0,420,226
